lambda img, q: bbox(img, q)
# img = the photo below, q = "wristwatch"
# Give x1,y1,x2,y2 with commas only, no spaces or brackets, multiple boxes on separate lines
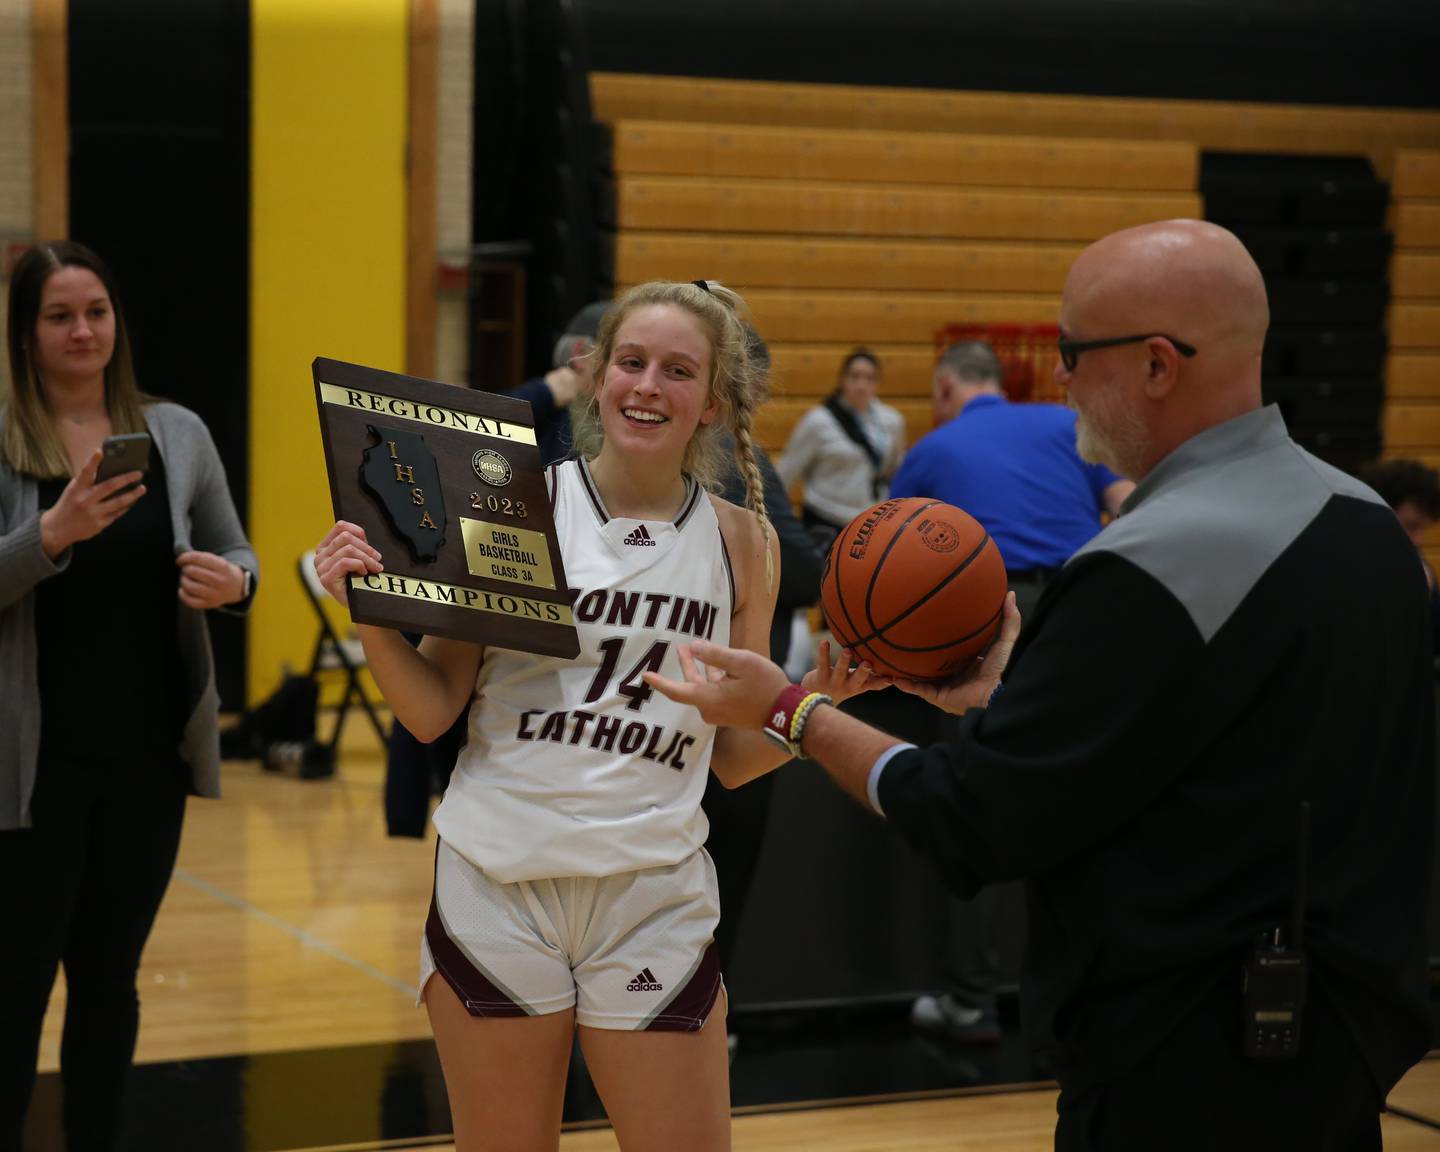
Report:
761,684,833,759
239,566,254,603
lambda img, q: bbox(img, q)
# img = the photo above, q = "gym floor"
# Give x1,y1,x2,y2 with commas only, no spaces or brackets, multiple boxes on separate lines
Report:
23,721,1440,1151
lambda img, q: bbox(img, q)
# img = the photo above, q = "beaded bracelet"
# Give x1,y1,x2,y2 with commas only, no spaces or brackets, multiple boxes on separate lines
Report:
789,691,833,749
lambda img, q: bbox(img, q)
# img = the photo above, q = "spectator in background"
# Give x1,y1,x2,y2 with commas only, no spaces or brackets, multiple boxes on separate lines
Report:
889,340,1133,1044
1360,457,1440,585
1,241,258,1150
776,348,906,551
1360,458,1440,662
510,300,611,467
383,302,610,838
777,347,906,681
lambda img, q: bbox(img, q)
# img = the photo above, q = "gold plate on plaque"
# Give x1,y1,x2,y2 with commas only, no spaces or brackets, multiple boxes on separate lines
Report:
460,516,558,590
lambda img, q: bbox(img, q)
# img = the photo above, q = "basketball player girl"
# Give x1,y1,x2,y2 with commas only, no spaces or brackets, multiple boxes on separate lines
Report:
314,281,874,1151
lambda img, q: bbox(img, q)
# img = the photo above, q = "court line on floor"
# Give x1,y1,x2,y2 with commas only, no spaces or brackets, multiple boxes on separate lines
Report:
272,1139,452,1152
173,867,417,997
1388,1105,1440,1133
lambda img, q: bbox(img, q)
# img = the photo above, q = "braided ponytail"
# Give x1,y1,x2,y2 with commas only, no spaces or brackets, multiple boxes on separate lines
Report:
696,283,775,594
730,396,775,593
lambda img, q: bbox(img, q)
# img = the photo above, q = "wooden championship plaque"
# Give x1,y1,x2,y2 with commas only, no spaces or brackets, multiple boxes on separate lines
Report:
313,357,580,659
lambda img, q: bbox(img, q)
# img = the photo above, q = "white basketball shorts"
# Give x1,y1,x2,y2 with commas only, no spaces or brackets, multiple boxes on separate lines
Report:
420,838,723,1031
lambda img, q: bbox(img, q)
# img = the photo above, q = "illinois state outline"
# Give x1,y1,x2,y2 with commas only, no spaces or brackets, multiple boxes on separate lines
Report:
359,423,448,561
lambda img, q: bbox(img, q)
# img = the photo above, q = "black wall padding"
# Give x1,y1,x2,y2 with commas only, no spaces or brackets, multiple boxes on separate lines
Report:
483,0,610,377
1204,152,1393,474
580,0,1440,109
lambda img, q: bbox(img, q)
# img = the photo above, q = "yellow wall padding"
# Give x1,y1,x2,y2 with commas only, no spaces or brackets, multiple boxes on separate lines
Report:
249,0,406,704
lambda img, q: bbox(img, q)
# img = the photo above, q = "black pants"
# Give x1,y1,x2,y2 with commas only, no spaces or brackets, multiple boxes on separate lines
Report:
384,712,466,838
384,634,466,839
1055,976,1381,1152
933,576,1049,1014
701,771,777,973
0,752,187,1152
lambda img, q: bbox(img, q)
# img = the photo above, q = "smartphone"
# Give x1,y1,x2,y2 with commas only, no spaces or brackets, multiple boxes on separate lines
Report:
94,432,152,492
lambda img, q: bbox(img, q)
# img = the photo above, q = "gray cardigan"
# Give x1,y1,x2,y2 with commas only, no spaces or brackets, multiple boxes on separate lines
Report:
0,401,258,829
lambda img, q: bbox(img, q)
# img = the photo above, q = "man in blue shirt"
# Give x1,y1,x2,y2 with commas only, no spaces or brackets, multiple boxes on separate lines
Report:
889,341,1132,1044
892,341,1132,595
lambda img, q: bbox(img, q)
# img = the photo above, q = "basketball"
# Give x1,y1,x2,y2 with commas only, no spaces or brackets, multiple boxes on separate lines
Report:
820,497,1008,681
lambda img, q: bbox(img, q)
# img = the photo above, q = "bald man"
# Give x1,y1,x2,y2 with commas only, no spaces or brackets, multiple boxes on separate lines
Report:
648,221,1434,1149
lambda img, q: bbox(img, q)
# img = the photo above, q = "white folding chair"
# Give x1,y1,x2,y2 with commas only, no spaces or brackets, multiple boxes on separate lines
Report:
298,550,389,749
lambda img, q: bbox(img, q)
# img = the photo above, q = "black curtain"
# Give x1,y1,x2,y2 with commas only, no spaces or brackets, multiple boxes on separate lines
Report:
69,0,252,707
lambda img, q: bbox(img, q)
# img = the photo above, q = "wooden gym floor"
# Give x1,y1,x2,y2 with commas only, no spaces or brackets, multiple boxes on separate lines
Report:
26,718,1440,1151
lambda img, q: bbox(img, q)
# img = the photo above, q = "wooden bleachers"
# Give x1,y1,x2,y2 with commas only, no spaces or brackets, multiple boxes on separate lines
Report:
593,74,1440,174
1395,203,1440,249
1384,403,1440,448
1394,150,1440,194
1384,150,1440,404
609,287,1060,344
1392,252,1440,299
615,234,1081,293
1381,148,1440,570
611,120,1198,190
1389,352,1440,399
595,82,1204,453
617,176,1198,242
596,74,1440,469
1390,303,1440,349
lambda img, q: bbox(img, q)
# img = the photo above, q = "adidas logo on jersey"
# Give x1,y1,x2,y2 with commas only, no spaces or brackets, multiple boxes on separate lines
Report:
626,967,664,992
622,525,657,547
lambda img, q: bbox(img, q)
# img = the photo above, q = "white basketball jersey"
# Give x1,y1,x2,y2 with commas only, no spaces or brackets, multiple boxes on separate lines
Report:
433,458,735,883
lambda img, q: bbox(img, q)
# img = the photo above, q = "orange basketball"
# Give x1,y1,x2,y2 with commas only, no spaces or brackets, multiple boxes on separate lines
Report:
820,497,1007,682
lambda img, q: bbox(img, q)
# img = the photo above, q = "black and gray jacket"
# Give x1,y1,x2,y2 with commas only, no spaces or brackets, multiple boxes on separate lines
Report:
879,405,1434,1096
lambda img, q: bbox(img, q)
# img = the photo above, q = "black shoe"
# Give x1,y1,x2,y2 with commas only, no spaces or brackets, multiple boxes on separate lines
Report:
299,740,336,780
220,719,263,760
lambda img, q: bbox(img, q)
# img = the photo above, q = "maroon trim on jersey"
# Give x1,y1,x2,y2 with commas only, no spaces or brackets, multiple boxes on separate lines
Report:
425,893,530,1018
545,462,561,506
673,477,703,531
717,525,737,611
645,940,722,1032
576,457,610,525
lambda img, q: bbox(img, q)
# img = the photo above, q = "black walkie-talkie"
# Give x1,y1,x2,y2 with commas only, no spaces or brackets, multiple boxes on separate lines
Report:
1243,801,1310,1059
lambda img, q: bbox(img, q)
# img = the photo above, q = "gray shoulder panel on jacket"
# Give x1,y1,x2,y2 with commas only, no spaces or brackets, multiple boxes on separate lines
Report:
1074,440,1383,643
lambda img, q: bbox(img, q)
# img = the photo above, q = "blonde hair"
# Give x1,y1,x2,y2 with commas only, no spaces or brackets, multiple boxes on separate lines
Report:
2,241,149,478
572,281,774,584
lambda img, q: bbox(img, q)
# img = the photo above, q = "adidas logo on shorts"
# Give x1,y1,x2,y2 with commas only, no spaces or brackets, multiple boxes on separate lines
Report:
626,967,664,992
622,525,657,547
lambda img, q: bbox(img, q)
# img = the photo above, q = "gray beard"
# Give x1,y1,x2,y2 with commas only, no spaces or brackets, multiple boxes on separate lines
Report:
1075,410,1145,479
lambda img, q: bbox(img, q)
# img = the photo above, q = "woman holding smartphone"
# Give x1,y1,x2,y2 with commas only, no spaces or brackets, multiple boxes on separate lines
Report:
0,241,257,1151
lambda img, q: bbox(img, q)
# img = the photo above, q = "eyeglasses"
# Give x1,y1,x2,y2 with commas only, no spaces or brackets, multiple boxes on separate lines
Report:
1058,333,1197,372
